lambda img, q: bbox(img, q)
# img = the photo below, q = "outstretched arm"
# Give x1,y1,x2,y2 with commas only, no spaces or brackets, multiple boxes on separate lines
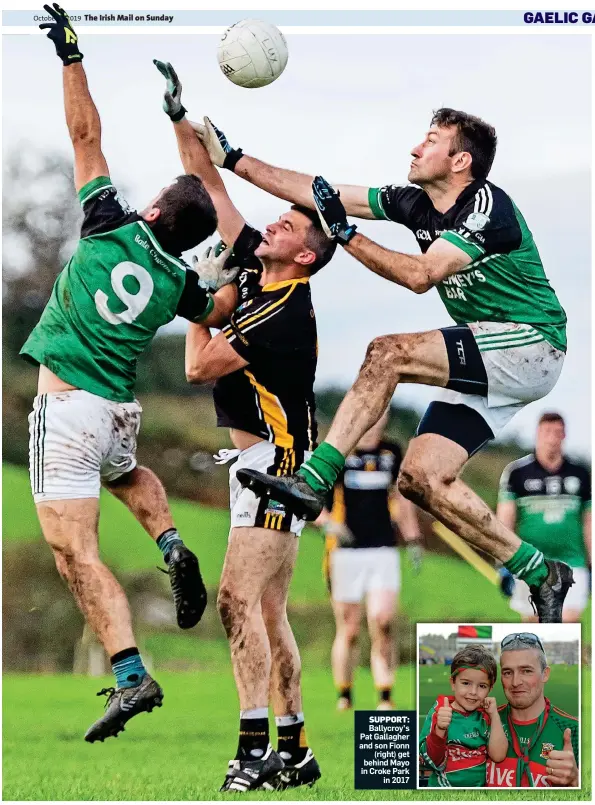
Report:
63,64,109,192
153,61,245,246
312,176,471,292
40,4,108,191
190,117,376,219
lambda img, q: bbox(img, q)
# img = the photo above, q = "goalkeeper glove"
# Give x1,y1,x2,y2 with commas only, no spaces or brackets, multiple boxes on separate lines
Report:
312,176,357,245
153,59,187,122
192,246,240,292
39,3,83,65
189,117,244,172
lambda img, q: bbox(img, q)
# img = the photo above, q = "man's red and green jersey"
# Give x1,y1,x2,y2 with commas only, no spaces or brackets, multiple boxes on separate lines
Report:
419,696,491,787
486,699,579,788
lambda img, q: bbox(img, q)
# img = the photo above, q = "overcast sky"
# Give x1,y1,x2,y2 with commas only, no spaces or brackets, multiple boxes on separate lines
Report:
3,32,591,457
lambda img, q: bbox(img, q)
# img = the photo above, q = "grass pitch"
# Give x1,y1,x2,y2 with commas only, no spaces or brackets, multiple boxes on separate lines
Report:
3,666,591,801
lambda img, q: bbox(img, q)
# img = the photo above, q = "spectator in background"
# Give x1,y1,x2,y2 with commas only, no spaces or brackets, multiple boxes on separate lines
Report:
318,411,422,710
497,413,591,623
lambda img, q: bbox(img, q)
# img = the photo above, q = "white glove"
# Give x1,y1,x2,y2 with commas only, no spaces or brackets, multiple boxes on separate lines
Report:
192,246,239,292
188,116,239,169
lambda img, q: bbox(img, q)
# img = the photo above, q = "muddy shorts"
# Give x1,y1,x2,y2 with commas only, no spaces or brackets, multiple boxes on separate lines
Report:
418,322,565,454
29,390,141,503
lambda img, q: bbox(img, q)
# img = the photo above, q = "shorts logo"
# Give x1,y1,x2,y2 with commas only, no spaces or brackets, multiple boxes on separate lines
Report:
456,338,466,366
464,212,490,231
237,512,251,519
265,499,286,517
540,742,555,759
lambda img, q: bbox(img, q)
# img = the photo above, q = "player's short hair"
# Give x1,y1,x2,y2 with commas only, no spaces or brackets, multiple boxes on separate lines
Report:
291,205,337,274
538,411,565,427
450,644,497,686
153,175,217,253
500,636,548,671
431,108,497,180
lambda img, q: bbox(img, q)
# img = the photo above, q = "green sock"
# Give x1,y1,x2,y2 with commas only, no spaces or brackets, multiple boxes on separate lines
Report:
504,541,548,587
298,442,345,494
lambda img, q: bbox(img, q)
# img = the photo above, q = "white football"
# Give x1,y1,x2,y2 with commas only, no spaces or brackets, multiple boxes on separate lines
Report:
217,19,288,88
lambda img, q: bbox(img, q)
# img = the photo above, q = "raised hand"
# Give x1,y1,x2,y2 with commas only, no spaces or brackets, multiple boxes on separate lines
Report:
39,3,83,65
189,117,244,171
312,176,357,245
153,60,186,122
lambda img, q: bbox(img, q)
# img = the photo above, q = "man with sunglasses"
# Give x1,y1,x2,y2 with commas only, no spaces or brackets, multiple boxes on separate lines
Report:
486,633,579,788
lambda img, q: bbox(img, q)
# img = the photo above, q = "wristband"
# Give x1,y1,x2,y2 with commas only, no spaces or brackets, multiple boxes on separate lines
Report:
222,148,244,172
337,224,357,245
170,105,187,123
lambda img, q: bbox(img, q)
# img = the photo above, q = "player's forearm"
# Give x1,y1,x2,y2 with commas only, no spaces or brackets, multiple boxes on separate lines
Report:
63,63,101,146
234,155,315,209
185,323,212,383
174,118,226,194
344,234,434,293
174,119,244,245
395,496,422,541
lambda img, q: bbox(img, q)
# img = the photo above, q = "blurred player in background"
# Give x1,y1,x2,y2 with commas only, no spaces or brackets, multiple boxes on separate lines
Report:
154,61,336,792
498,413,591,623
318,411,422,711
23,6,219,742
201,110,575,623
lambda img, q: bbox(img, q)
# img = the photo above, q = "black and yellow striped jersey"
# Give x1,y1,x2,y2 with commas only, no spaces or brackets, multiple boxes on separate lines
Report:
213,225,318,452
329,441,402,548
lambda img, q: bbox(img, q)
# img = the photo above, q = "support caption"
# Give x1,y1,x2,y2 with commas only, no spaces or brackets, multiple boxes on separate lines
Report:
354,711,416,790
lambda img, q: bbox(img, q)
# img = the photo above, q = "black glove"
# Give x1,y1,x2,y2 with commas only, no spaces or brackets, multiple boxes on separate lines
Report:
39,3,83,65
312,176,357,245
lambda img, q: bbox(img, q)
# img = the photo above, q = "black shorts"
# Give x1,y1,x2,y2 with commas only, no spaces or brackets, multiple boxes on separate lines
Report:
415,326,494,457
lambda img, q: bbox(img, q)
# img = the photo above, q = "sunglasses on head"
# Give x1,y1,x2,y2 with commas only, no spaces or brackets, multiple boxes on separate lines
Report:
501,632,545,652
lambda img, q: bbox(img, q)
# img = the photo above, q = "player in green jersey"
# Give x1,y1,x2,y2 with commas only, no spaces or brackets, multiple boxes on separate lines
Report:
498,412,591,622
487,633,579,788
419,644,507,787
198,110,574,622
23,5,227,742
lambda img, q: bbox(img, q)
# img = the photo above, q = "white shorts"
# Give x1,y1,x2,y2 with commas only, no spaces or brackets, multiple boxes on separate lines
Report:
330,546,401,603
433,322,565,436
510,566,590,617
29,390,141,504
228,441,310,536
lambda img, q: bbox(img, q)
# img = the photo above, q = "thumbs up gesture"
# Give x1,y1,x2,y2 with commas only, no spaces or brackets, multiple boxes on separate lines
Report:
435,696,453,736
546,727,579,787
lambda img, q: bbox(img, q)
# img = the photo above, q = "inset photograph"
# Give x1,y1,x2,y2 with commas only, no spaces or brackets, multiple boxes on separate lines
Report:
417,624,580,789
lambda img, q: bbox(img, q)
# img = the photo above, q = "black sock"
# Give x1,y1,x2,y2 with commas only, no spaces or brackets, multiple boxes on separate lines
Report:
379,687,392,703
338,686,352,703
236,717,269,760
277,720,308,765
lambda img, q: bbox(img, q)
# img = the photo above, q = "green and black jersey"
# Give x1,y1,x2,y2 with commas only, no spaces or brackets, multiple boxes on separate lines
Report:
486,699,579,788
368,180,567,352
20,176,212,402
213,225,318,453
499,455,590,568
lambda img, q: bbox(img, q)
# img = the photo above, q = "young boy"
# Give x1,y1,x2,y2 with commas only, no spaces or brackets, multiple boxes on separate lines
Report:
419,644,508,787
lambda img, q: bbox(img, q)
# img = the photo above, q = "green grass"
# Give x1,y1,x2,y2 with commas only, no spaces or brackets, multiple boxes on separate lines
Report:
3,463,591,798
2,464,514,620
3,667,590,800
